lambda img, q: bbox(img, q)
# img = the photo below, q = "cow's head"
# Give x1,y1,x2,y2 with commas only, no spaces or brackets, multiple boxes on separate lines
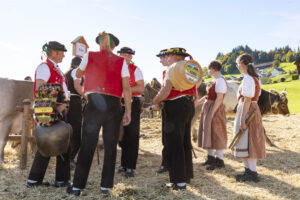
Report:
150,78,162,91
269,88,290,116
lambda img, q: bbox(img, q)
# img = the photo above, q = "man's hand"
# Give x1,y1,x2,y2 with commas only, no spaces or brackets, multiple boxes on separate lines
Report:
122,111,131,126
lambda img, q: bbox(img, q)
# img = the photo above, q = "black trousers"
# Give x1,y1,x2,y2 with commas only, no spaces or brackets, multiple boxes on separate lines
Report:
161,107,168,168
164,96,194,184
73,93,122,189
28,138,70,182
119,97,141,169
67,96,83,161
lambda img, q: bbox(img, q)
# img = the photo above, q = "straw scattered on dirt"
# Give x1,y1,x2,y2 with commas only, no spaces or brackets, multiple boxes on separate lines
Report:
1,114,300,200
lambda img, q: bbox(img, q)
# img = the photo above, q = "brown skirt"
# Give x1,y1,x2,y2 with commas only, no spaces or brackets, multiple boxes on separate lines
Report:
198,100,227,149
232,102,266,159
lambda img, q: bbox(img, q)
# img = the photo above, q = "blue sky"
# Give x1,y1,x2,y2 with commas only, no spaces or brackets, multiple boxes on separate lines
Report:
0,0,300,82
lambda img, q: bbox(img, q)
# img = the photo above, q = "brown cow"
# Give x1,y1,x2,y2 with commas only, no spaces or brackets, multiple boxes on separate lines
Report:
0,78,34,163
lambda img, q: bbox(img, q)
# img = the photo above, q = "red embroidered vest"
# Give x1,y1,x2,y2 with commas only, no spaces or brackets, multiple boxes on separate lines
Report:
207,77,227,100
128,63,142,97
162,69,196,100
239,77,260,102
84,51,124,98
34,59,67,98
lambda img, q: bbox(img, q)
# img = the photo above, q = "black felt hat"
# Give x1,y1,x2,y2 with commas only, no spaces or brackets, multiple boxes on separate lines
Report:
95,32,119,46
43,41,67,52
117,47,135,55
156,49,168,57
166,47,189,57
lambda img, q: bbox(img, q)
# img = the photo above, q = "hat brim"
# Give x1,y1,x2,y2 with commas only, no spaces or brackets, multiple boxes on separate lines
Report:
169,52,189,57
95,33,119,46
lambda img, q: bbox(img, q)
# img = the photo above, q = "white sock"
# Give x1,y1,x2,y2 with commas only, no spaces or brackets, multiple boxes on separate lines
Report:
72,187,80,191
207,149,215,156
177,183,186,187
248,159,257,172
126,168,133,172
27,180,38,183
101,187,110,191
243,158,249,169
216,150,223,160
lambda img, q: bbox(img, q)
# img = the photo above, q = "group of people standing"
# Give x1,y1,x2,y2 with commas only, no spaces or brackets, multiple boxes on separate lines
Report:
26,31,266,197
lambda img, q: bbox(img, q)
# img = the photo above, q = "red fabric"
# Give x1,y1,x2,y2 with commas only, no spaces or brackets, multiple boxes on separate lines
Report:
84,50,124,98
162,69,196,100
239,77,260,102
207,82,217,100
128,63,142,97
34,59,67,98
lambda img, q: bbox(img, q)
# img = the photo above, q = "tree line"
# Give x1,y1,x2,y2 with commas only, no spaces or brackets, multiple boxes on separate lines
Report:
203,45,300,76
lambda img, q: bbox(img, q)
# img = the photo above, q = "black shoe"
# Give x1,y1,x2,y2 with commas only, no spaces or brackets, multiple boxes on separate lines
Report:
235,168,250,180
101,189,110,196
202,155,215,166
27,181,50,188
236,169,259,183
117,166,126,173
66,186,81,196
54,181,71,188
156,166,168,173
172,184,186,191
125,169,134,178
215,158,225,168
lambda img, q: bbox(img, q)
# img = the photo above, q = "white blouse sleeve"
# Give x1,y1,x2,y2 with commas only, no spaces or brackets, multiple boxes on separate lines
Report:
215,78,227,93
241,75,255,98
35,64,50,82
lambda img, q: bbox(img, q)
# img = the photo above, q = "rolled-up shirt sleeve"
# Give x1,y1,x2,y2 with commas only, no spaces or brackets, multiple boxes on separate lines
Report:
241,75,255,98
121,60,129,77
78,52,89,71
134,67,144,81
35,64,50,82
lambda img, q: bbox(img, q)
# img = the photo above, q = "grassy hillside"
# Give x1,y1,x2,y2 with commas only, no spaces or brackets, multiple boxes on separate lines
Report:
261,79,300,114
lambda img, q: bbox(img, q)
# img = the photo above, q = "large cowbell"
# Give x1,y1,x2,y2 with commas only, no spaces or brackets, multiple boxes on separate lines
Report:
35,121,73,157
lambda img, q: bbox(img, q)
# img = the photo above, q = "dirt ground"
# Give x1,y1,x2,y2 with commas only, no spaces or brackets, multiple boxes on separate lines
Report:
0,114,299,200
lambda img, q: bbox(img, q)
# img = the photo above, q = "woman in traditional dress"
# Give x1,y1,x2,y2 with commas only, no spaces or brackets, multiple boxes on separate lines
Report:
232,53,265,182
196,60,227,170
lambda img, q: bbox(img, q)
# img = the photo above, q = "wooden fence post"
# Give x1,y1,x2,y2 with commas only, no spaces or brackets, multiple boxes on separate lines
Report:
20,99,31,169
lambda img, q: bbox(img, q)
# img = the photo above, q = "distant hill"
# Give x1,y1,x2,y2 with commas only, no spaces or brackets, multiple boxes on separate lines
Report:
212,45,300,75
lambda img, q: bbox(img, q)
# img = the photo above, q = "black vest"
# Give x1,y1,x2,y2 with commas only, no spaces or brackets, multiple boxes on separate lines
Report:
65,68,79,95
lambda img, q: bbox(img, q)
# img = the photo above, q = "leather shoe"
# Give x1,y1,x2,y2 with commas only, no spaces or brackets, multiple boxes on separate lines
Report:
117,166,126,173
101,189,110,197
66,186,81,196
55,181,71,187
125,169,134,178
27,181,50,188
156,166,168,173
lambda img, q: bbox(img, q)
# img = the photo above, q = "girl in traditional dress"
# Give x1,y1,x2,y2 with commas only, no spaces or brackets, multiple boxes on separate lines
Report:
233,53,265,182
196,60,227,170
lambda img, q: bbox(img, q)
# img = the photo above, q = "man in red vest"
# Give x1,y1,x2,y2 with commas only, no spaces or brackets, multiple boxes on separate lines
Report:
116,47,144,178
155,49,170,174
27,41,71,188
67,32,131,196
153,48,196,190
